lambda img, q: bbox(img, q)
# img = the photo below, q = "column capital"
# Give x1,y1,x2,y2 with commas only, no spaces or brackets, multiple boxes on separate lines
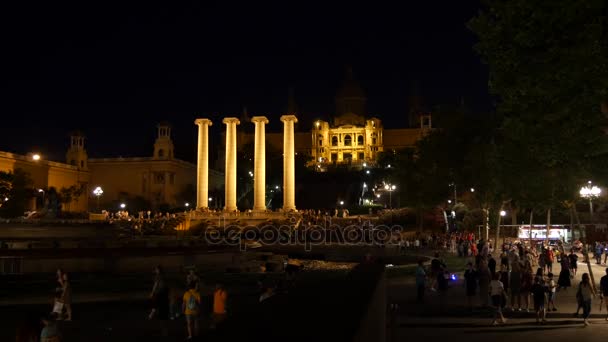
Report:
280,115,298,123
222,117,241,125
194,118,212,126
251,116,269,124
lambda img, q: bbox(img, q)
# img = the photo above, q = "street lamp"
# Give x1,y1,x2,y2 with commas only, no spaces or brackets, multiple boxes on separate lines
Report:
119,203,126,209
470,188,475,193
500,210,507,217
185,202,190,207
580,183,601,222
339,200,344,206
32,154,41,161
38,189,45,209
93,186,103,211
449,183,457,205
385,184,397,209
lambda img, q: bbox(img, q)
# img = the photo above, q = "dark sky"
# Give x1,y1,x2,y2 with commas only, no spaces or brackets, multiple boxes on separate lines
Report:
1,0,490,163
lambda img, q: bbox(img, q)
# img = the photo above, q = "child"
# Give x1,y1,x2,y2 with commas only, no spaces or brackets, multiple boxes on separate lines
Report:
531,276,548,324
182,281,201,340
51,288,64,320
40,313,61,342
547,273,557,311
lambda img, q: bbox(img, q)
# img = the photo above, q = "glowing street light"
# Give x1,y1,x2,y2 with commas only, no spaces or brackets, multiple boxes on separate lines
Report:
339,200,344,206
120,203,126,209
470,188,475,193
38,189,45,208
385,183,397,209
32,154,41,161
500,210,507,217
580,182,602,221
185,202,190,207
93,186,103,211
447,199,452,204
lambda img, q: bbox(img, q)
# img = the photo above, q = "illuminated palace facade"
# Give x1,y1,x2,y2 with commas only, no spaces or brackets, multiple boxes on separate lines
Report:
235,70,433,171
310,71,432,170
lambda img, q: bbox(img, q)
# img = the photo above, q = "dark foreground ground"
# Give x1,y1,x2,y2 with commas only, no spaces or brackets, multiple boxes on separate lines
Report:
4,251,608,341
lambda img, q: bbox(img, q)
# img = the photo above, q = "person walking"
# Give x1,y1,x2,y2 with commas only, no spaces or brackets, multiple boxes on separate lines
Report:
531,276,548,324
212,283,228,328
182,281,201,340
464,262,478,310
415,260,426,303
40,314,61,342
509,260,522,311
599,268,608,321
488,254,496,276
60,272,72,321
546,248,554,274
478,261,491,308
546,272,557,311
148,266,169,335
577,273,596,326
558,254,571,290
520,266,533,312
569,250,578,277
489,272,507,325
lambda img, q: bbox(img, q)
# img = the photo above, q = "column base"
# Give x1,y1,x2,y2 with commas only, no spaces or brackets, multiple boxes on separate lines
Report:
282,207,297,212
223,206,238,213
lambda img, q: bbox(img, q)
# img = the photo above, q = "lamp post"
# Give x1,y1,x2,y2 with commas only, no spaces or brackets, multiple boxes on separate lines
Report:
93,186,103,211
37,189,45,209
449,183,457,205
580,182,601,222
384,184,397,209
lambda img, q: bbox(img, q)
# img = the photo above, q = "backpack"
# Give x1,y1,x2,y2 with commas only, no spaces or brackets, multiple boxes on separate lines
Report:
187,291,199,311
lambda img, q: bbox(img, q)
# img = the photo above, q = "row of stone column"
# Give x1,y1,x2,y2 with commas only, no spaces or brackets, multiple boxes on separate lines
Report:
194,115,298,212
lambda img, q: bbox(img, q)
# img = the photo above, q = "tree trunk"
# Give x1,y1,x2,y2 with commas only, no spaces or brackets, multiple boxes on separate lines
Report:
496,203,505,250
545,208,551,245
511,206,518,226
528,209,534,247
483,207,490,241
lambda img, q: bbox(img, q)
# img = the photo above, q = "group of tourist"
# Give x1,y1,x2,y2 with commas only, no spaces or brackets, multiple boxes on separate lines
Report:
19,269,72,341
594,241,608,265
418,237,608,327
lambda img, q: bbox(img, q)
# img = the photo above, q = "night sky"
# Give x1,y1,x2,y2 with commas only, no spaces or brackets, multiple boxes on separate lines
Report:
1,0,490,163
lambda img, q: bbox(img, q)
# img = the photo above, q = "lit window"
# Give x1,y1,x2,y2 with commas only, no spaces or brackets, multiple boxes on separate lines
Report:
344,135,352,146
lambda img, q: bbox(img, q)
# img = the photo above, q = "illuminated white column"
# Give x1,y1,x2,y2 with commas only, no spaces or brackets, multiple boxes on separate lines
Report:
281,115,298,211
223,117,240,212
252,116,269,212
194,118,212,209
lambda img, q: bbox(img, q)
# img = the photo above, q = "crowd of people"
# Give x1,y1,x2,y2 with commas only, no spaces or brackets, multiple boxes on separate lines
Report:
416,238,608,327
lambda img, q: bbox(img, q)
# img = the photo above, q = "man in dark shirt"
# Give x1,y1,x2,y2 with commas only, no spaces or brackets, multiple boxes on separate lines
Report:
488,254,497,276
600,268,608,321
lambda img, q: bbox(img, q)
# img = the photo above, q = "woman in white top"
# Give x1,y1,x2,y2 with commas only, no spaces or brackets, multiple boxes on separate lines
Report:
578,273,596,326
489,272,507,325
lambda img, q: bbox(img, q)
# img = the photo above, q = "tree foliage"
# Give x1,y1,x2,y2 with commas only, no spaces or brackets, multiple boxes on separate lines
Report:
469,0,608,211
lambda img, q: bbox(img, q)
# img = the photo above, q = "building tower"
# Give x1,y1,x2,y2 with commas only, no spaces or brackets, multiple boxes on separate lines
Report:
335,67,366,126
153,122,174,160
66,131,88,170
